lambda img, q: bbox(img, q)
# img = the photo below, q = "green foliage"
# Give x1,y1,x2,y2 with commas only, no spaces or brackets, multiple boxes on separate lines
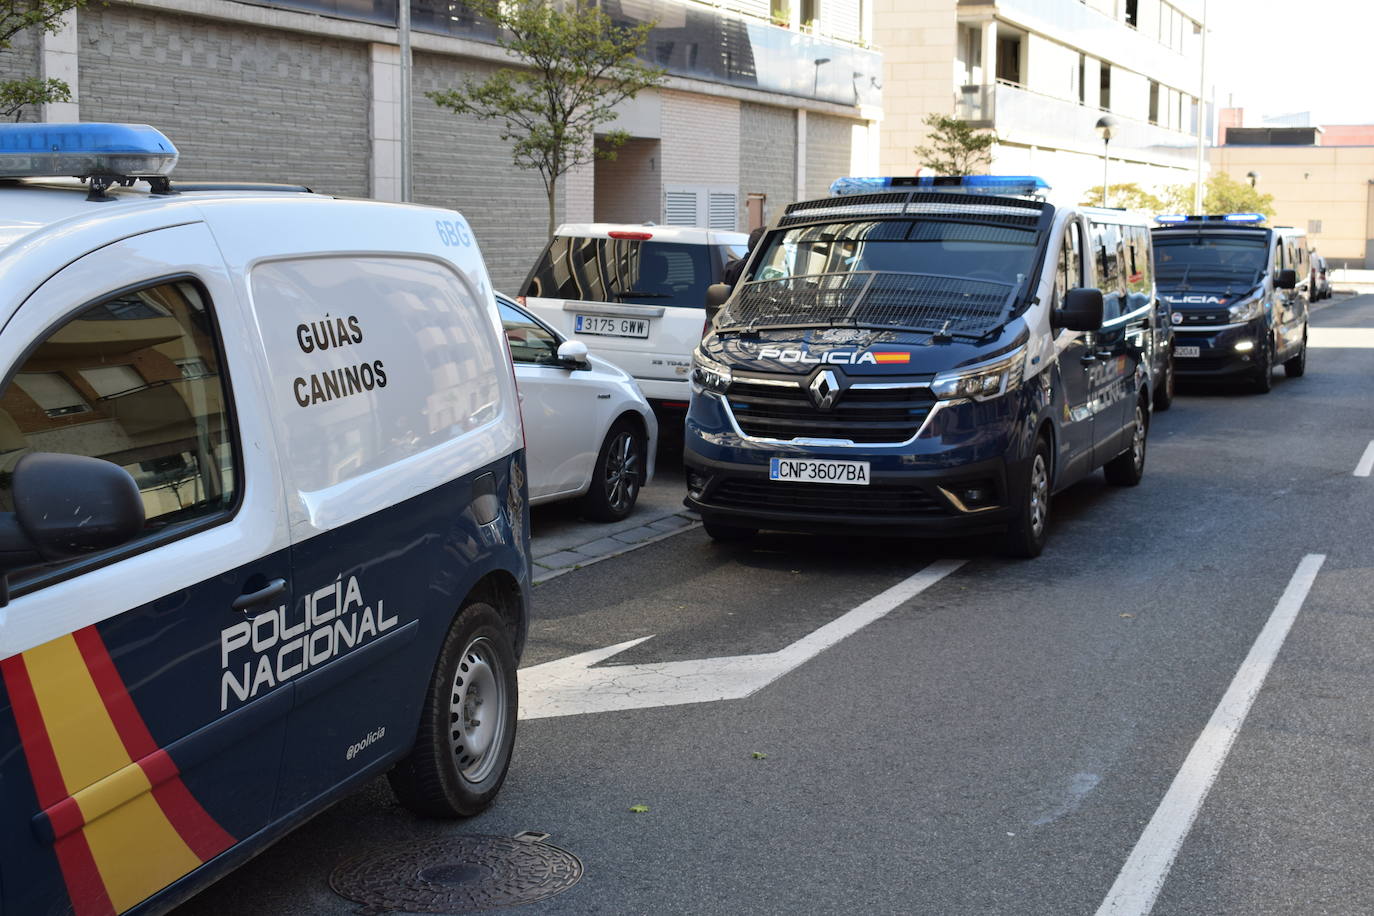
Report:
1079,183,1165,212
1193,172,1276,218
628,804,650,813
427,0,666,237
913,114,997,176
0,76,69,121
1,0,84,121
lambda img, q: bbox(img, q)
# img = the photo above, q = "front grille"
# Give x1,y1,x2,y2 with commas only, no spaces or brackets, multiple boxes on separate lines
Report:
711,478,948,518
1176,353,1241,372
1175,312,1229,326
726,380,935,444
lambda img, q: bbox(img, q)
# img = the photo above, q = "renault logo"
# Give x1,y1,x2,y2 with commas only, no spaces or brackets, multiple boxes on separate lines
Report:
809,369,841,409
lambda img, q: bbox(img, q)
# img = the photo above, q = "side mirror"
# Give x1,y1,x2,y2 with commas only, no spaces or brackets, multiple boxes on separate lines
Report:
704,282,731,324
1275,268,1297,290
0,452,144,575
1053,287,1105,332
556,339,589,368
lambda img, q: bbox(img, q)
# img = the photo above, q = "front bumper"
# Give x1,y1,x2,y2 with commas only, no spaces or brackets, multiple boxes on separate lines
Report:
1172,320,1265,377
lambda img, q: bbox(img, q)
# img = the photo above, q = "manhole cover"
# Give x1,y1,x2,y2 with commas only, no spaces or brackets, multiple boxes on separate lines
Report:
330,834,582,913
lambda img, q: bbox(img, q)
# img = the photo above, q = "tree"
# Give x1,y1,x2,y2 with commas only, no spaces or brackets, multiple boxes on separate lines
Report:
1158,173,1276,218
1080,182,1165,212
1,0,83,121
428,0,665,238
913,114,997,176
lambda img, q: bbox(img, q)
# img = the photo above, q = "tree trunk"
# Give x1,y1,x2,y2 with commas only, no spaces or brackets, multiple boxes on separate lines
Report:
546,174,558,240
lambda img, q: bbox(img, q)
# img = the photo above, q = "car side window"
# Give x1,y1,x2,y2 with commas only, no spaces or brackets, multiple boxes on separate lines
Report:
0,280,237,583
498,302,560,365
1056,221,1083,304
1090,221,1124,320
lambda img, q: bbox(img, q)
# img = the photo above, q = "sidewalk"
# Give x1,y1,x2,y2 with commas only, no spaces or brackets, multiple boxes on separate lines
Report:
529,475,699,584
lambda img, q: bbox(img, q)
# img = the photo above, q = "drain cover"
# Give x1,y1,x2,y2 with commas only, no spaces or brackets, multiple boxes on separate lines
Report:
330,834,582,913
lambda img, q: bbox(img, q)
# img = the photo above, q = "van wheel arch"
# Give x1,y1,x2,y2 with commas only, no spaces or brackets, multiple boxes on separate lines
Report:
463,570,526,660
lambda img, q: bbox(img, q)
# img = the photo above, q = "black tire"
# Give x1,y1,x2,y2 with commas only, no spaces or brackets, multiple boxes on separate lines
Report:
1284,326,1307,378
580,419,644,522
1250,335,1274,394
1153,353,1175,412
1002,436,1051,559
703,519,757,542
1104,396,1148,487
388,603,517,818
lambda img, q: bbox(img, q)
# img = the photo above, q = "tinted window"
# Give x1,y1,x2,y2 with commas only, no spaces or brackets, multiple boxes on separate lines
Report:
523,236,716,308
0,281,237,569
1154,234,1269,283
1055,221,1083,305
1090,221,1124,319
498,302,561,365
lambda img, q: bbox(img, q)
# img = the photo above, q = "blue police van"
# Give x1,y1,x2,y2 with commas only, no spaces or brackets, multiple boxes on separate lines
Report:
685,176,1161,557
0,124,530,914
1152,213,1309,392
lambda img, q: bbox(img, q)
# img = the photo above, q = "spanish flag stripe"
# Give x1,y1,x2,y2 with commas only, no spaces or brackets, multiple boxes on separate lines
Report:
72,628,158,760
25,636,131,795
72,628,236,863
1,654,116,916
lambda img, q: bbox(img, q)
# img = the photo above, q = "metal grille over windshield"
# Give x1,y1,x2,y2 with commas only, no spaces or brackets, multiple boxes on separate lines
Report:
719,271,1017,336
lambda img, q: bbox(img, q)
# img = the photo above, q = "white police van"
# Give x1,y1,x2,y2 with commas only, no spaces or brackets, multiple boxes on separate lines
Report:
0,124,530,915
686,175,1160,557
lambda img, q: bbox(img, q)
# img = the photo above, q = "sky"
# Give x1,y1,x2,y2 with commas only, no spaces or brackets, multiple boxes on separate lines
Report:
1207,0,1374,126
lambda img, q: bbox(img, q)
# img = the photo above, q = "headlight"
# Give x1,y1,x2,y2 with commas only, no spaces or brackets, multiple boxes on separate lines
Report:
930,349,1025,401
690,351,732,394
1227,296,1263,323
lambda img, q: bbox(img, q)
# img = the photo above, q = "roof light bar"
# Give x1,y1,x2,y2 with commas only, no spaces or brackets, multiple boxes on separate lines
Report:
830,175,1050,198
0,123,178,183
1154,213,1267,225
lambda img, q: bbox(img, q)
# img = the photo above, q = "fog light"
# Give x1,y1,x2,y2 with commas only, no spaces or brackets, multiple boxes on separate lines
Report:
1234,340,1255,352
963,486,991,505
686,470,707,498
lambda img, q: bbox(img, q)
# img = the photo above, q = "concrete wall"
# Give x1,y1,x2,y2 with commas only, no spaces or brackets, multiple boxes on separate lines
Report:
1,25,43,122
595,138,662,224
1210,145,1374,267
661,89,741,188
804,112,854,199
874,0,957,175
412,52,555,292
738,102,796,226
78,6,370,196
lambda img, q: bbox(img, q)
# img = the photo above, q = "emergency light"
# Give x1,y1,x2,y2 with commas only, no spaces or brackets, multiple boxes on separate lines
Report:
0,123,178,182
1154,213,1266,225
830,175,1050,198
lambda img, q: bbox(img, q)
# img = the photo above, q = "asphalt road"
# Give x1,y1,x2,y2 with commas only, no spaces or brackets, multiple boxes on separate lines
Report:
175,294,1374,916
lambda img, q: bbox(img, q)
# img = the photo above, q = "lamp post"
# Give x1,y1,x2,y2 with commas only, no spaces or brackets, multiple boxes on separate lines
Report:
1246,170,1260,188
812,58,831,97
1095,115,1118,207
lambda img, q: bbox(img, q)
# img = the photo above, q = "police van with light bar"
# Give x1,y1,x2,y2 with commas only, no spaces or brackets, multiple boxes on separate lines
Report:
685,175,1163,556
1152,213,1309,392
0,124,530,915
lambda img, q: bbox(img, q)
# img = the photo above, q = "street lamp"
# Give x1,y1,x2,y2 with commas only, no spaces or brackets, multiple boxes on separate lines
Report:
1095,115,1118,207
1246,170,1260,188
812,58,831,96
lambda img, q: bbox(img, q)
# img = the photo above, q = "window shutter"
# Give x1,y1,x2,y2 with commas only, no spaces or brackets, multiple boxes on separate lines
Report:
707,192,738,231
664,190,699,226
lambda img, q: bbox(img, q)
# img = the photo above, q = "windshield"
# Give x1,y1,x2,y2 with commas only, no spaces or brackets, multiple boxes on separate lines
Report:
1154,233,1268,286
522,237,716,308
718,219,1038,335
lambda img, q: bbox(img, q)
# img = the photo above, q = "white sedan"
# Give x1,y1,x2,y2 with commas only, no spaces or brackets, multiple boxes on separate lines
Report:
498,294,657,521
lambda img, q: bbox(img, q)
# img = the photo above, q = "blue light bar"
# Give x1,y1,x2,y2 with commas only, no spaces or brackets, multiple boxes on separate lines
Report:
829,175,1050,198
0,123,177,180
1223,212,1265,223
1154,213,1267,226
1154,214,1188,223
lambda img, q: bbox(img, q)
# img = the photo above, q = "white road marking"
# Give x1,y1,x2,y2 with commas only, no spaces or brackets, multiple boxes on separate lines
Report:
1355,441,1374,478
1308,327,1374,349
519,558,965,720
1095,553,1327,916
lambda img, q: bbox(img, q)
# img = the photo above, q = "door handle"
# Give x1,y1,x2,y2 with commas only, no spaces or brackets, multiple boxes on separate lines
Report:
232,578,287,613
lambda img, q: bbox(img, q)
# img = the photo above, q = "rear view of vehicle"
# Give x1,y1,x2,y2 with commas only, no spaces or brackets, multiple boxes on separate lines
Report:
1153,214,1309,393
519,224,747,412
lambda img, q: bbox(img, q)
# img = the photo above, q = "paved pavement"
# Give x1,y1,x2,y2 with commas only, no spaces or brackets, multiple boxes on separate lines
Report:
174,295,1374,916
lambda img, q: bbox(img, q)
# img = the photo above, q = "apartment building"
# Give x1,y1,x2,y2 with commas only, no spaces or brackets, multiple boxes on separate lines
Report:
0,0,882,290
876,0,1208,204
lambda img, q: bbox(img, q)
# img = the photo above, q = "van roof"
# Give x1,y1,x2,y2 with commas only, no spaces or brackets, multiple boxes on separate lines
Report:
0,179,324,256
553,223,748,245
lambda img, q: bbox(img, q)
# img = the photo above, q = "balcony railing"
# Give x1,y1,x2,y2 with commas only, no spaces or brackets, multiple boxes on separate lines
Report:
956,82,1205,165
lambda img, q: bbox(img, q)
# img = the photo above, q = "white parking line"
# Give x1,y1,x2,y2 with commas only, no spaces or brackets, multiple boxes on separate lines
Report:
1095,553,1327,916
1355,441,1374,478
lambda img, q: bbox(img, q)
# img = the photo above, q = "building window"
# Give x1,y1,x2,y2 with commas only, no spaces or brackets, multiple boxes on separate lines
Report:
996,34,1022,84
800,0,819,28
1125,0,1138,27
1099,64,1111,110
770,0,788,25
1149,81,1160,124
